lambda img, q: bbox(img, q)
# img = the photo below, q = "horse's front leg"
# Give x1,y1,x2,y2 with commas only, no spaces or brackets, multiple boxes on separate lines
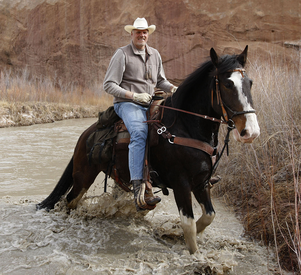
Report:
173,185,198,254
193,186,216,235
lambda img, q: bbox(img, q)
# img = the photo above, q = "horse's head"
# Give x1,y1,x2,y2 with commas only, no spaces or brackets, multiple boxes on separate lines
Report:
210,46,260,143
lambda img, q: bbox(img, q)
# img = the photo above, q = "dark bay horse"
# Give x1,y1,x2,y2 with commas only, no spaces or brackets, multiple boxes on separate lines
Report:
37,46,260,254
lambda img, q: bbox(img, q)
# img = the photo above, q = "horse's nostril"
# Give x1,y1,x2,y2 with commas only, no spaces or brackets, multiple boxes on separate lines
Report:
240,129,247,137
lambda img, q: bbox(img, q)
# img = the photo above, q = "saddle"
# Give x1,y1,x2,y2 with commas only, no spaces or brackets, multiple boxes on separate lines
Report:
86,98,219,195
86,100,164,193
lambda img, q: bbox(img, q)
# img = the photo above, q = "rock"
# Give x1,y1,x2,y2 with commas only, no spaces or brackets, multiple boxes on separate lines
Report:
0,117,15,127
0,0,300,87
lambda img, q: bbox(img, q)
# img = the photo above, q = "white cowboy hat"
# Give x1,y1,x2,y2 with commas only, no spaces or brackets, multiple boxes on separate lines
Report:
124,17,156,34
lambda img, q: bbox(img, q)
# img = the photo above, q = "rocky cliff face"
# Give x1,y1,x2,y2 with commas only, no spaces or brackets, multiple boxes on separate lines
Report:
0,0,300,88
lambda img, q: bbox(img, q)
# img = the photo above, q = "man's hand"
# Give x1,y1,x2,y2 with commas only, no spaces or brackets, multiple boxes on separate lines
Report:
133,92,152,104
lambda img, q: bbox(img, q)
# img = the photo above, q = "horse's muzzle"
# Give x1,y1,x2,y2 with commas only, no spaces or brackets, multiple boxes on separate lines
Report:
233,127,260,143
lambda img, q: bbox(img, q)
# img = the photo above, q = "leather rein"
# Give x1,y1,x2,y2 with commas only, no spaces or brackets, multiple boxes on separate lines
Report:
148,68,256,159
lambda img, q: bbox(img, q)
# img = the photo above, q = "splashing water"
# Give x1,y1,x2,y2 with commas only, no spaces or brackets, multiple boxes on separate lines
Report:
0,119,281,274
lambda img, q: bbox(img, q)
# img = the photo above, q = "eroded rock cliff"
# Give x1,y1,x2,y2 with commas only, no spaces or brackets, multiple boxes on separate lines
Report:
0,0,300,87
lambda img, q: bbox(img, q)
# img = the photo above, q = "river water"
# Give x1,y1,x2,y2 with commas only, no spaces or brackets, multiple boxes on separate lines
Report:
0,118,281,275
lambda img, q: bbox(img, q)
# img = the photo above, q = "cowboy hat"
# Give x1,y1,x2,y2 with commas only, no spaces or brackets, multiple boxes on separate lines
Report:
124,18,156,34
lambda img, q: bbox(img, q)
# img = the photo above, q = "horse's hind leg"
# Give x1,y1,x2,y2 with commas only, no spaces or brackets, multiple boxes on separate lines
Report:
67,164,100,209
193,186,216,236
173,185,198,254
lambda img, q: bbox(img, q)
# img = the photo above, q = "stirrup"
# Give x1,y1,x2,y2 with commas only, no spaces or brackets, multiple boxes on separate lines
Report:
144,188,161,206
131,180,160,211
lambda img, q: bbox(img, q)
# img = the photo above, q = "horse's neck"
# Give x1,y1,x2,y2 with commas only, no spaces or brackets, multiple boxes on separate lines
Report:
163,79,221,146
188,116,220,147
163,108,220,148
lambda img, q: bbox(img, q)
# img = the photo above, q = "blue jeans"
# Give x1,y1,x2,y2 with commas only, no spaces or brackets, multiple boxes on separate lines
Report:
114,102,148,181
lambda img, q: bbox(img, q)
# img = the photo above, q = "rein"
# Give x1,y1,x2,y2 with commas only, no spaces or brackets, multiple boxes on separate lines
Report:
150,69,255,126
147,68,254,157
149,103,227,125
146,68,257,189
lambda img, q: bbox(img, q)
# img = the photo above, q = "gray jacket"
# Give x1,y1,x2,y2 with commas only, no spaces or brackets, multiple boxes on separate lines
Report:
103,42,173,103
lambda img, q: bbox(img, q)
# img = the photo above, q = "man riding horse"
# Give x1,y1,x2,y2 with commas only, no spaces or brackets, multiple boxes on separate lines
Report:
103,17,178,211
37,37,260,253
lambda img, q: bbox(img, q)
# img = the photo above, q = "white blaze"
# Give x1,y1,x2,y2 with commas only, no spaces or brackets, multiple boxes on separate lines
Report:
229,71,260,142
229,71,253,112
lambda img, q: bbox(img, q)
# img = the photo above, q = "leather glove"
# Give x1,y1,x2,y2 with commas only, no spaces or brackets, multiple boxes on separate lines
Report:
171,86,178,93
133,92,152,104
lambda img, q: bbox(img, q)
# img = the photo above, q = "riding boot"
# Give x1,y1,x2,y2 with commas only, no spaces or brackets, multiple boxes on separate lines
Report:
131,180,161,211
144,180,161,206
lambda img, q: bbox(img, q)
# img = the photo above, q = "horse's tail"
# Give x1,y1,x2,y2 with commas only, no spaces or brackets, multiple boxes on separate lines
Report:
36,157,74,211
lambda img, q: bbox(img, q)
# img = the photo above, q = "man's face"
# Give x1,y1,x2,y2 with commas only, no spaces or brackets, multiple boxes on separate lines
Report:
131,29,149,50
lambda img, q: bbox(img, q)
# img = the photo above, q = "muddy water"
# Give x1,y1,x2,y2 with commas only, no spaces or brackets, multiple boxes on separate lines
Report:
0,118,280,275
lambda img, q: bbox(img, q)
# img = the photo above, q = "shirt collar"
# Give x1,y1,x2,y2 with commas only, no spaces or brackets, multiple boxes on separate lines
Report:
131,41,153,55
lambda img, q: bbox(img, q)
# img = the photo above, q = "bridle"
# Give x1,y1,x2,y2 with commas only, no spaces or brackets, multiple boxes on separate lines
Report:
151,68,256,129
207,68,257,175
147,67,257,190
212,68,256,127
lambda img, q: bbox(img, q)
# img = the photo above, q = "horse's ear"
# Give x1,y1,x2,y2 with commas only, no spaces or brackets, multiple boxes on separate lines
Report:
210,48,220,68
237,45,248,67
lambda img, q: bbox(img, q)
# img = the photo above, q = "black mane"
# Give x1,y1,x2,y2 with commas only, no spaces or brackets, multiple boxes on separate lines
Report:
167,54,243,111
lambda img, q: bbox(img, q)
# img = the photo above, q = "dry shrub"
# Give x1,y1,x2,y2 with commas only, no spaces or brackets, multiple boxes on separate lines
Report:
0,68,113,127
0,68,113,107
215,50,301,273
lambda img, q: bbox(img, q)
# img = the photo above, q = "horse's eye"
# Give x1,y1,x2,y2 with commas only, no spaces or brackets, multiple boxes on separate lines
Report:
224,80,234,89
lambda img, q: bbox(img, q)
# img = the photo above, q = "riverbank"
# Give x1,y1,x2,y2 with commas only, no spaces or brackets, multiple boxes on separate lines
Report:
0,68,113,127
0,101,109,127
